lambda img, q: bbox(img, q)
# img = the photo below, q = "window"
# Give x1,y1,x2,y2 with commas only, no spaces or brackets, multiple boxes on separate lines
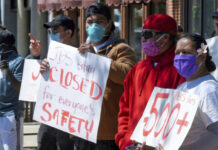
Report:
128,4,142,60
150,2,166,14
10,0,17,10
113,8,121,37
204,0,217,38
191,0,202,34
184,0,218,38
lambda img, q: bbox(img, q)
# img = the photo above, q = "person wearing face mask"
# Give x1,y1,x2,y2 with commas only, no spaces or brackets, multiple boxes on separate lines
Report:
115,14,185,150
30,14,75,150
0,30,24,150
70,2,137,150
174,33,218,150
28,14,75,59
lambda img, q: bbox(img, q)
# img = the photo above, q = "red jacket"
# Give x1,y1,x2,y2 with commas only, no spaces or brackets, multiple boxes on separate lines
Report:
115,46,185,150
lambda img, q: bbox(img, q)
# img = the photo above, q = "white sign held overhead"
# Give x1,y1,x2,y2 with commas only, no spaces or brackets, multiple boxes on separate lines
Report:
131,87,199,150
33,41,111,143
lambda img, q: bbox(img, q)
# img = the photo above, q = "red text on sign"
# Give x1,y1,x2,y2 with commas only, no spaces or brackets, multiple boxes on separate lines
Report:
40,102,94,140
143,92,190,140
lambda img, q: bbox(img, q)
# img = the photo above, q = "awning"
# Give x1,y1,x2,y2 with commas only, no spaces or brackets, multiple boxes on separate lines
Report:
38,0,96,11
106,0,165,6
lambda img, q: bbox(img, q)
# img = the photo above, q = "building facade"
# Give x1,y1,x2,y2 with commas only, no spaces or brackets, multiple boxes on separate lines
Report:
1,0,218,61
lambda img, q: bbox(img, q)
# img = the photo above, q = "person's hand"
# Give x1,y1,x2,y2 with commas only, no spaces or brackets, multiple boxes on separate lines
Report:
40,59,50,73
69,134,74,139
135,142,146,150
78,43,95,54
132,141,154,150
29,33,42,57
0,60,9,70
156,144,164,150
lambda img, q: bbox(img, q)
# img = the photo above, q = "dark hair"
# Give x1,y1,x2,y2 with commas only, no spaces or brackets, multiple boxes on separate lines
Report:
177,25,183,33
178,33,216,72
85,2,115,32
170,34,177,45
0,30,15,46
0,30,17,55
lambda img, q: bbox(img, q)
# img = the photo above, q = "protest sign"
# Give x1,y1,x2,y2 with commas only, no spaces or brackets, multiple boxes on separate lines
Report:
206,36,218,80
131,87,199,150
33,41,111,143
19,59,41,102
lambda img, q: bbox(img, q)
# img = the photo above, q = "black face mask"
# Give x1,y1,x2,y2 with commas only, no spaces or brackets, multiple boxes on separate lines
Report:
0,43,17,60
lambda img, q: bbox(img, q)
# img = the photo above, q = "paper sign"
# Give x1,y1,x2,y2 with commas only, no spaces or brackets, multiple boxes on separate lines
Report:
33,41,111,143
206,36,218,80
19,59,41,102
131,87,199,150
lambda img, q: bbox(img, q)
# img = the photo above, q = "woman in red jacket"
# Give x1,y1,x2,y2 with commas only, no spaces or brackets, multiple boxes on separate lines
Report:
115,14,185,150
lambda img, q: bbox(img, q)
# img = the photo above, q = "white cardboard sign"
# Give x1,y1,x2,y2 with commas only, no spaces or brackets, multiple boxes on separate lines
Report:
206,36,218,80
131,87,199,150
33,41,111,143
19,59,41,102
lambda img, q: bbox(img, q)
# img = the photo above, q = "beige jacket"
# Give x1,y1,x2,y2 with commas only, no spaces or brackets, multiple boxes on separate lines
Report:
96,40,137,140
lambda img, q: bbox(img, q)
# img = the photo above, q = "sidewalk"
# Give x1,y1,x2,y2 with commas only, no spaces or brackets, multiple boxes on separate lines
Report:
23,122,39,150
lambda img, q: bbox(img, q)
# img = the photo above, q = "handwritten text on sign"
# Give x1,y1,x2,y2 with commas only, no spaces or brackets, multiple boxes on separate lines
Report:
33,41,111,143
131,87,199,150
19,59,41,102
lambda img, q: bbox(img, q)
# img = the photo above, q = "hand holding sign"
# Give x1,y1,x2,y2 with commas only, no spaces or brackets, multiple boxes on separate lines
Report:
29,33,42,57
131,87,199,150
34,41,111,143
40,59,50,73
78,43,95,54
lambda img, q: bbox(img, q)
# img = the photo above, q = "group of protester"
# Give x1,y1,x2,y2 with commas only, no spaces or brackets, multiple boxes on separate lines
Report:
0,2,218,150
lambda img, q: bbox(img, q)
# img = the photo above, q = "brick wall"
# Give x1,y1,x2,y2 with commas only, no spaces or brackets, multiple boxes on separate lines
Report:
166,0,183,26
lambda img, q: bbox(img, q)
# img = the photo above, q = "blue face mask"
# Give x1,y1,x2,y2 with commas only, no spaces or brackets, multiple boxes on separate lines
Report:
50,33,63,43
86,23,105,43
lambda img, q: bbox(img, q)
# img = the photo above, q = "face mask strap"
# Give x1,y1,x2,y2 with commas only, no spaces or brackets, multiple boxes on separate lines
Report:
103,21,112,37
156,33,166,43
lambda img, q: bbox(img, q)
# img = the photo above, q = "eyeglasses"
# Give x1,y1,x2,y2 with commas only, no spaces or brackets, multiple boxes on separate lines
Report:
48,28,58,34
48,28,67,34
141,30,165,39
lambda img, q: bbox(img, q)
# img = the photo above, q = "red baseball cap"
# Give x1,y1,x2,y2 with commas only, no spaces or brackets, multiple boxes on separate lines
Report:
143,14,177,35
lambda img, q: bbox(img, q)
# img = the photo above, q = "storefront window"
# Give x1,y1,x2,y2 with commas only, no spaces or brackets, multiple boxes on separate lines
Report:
150,2,166,14
191,0,201,34
129,4,142,60
113,8,121,37
185,0,217,38
204,0,217,38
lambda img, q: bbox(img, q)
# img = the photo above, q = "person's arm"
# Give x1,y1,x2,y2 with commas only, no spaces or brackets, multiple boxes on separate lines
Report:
179,128,218,150
28,33,42,59
180,90,218,150
0,58,24,92
78,42,137,85
6,68,21,92
115,68,136,150
108,43,137,85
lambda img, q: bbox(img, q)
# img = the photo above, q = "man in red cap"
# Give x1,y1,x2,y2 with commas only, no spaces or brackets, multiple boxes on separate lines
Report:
115,14,185,150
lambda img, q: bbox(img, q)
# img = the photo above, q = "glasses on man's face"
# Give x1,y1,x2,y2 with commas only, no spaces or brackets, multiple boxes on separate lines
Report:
48,28,58,34
48,27,67,34
141,30,165,39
